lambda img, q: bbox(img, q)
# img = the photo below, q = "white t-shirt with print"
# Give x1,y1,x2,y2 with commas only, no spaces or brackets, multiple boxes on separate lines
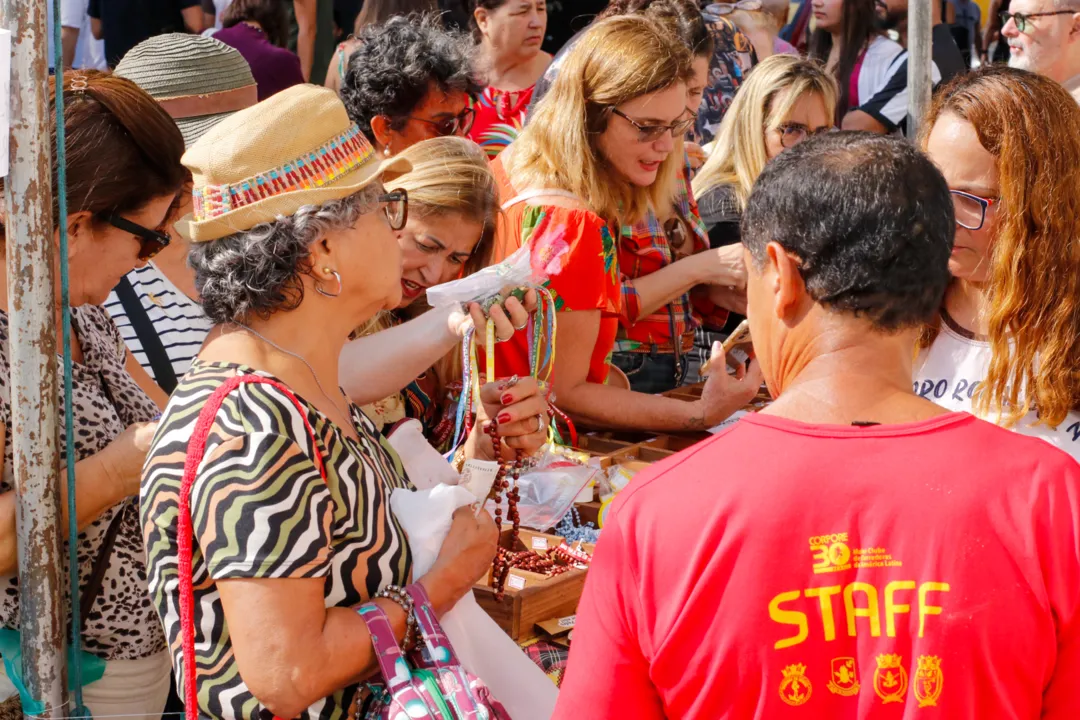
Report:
914,318,1080,462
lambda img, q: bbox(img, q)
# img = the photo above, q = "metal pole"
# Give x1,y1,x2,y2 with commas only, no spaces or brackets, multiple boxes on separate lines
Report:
3,0,68,714
906,0,934,139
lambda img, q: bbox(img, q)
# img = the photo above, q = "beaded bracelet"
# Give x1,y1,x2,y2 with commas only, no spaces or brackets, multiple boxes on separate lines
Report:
373,584,418,652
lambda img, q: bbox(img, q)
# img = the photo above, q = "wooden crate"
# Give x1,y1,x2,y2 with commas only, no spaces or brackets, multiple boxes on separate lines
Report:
642,433,709,452
473,529,587,640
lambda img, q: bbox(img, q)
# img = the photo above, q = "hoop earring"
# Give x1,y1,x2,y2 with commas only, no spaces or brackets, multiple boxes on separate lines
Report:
316,268,342,298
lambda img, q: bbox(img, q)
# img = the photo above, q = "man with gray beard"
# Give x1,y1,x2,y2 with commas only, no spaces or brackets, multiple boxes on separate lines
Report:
1001,0,1080,101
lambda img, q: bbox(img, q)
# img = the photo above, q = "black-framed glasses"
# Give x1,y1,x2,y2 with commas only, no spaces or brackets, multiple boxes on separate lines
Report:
404,107,476,137
379,188,409,230
950,190,997,231
776,123,835,148
611,108,696,142
104,212,171,261
707,0,763,15
1001,9,1076,33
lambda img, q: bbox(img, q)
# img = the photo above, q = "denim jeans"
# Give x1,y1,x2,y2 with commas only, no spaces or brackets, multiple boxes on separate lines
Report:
611,348,687,394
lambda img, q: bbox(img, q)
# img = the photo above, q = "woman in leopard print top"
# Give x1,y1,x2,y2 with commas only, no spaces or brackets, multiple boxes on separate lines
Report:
0,71,187,719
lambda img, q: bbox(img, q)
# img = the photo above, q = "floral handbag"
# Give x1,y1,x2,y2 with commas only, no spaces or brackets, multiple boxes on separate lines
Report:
357,583,511,720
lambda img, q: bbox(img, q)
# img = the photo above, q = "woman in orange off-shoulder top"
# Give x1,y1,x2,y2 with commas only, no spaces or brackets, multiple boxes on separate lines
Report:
489,15,762,433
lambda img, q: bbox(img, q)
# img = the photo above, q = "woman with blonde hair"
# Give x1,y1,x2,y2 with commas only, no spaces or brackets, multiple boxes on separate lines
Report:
918,66,1080,460
358,135,508,444
689,53,836,376
492,14,761,432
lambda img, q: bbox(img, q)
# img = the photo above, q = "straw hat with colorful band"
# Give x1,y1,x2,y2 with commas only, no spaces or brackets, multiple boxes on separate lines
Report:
115,33,257,149
179,84,412,243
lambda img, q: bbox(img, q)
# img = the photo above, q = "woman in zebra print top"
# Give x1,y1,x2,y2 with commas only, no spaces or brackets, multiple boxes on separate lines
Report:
141,85,550,720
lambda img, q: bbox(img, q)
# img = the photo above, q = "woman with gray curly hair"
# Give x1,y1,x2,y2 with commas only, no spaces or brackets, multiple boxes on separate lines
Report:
141,85,549,720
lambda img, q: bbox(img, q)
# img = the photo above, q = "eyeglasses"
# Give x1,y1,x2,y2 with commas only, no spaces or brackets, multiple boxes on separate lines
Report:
1000,9,1077,33
379,188,409,230
611,108,696,142
104,212,171,261
950,190,997,231
404,107,476,137
776,123,835,148
707,1,763,14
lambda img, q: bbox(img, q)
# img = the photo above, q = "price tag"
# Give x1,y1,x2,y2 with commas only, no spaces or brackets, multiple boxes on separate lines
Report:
460,459,500,505
557,615,576,628
531,536,549,551
507,574,527,591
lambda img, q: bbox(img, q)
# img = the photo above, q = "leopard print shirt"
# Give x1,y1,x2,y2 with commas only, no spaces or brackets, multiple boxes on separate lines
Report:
0,306,164,660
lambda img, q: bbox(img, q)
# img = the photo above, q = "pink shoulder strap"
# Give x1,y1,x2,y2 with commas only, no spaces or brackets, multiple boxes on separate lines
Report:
176,373,328,720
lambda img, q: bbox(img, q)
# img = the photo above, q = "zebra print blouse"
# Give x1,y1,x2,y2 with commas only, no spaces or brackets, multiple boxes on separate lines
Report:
141,361,413,720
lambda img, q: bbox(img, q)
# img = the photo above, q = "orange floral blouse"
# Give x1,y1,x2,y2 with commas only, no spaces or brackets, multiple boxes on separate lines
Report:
489,156,622,384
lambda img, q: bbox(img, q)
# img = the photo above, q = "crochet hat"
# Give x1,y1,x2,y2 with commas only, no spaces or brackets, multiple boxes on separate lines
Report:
115,33,258,148
178,84,412,242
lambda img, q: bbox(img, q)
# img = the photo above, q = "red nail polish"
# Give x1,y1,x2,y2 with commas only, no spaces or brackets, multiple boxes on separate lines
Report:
497,412,511,424
501,393,514,405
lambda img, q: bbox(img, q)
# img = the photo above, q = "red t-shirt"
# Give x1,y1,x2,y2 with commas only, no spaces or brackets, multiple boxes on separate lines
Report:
555,412,1080,719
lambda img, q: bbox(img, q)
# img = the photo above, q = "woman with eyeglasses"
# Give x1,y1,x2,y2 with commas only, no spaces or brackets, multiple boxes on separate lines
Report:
917,66,1080,461
0,71,187,717
340,13,481,157
141,85,551,720
688,54,837,379
467,0,552,158
491,15,762,429
605,1,749,394
350,136,526,448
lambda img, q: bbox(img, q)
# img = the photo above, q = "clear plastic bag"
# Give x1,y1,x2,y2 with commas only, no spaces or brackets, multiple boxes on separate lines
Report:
486,450,599,531
425,244,541,309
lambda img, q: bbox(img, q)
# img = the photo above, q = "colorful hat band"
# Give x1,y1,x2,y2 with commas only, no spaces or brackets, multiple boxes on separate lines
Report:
192,125,375,224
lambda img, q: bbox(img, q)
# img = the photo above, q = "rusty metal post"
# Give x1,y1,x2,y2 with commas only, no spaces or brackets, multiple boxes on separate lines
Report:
906,0,933,139
3,0,68,714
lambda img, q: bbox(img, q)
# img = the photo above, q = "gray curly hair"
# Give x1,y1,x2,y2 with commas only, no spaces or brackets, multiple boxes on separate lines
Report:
190,184,383,324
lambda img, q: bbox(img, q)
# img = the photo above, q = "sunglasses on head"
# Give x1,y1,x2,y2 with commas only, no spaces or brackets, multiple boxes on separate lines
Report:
103,212,171,261
404,107,477,137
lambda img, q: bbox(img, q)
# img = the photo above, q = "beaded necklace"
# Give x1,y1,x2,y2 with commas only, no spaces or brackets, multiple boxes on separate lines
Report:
446,287,557,599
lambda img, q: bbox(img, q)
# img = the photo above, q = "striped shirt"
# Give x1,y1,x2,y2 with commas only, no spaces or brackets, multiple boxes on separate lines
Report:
103,263,213,385
141,361,414,720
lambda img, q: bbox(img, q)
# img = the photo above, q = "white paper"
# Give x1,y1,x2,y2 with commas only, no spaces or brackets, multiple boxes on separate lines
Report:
507,574,527,591
390,485,558,719
710,409,750,434
459,459,500,505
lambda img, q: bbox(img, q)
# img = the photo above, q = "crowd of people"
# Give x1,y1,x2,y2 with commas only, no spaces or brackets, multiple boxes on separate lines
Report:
3,0,1080,718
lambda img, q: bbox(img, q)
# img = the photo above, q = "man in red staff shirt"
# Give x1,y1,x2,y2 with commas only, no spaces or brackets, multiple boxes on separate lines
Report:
554,132,1080,719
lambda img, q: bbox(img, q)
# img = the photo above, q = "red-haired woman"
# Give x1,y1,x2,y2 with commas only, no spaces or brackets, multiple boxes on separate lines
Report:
0,71,187,716
917,65,1080,462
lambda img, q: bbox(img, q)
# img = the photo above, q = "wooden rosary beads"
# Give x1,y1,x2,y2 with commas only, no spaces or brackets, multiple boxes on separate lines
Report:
495,547,574,577
487,419,525,599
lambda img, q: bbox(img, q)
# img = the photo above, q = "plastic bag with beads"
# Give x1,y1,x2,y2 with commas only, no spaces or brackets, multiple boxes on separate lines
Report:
425,244,541,309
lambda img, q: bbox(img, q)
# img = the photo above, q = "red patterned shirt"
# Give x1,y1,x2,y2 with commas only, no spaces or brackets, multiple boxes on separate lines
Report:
614,161,728,354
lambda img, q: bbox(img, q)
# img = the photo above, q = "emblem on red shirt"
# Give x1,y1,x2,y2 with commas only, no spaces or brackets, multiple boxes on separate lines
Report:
779,664,812,706
914,655,944,707
873,654,908,704
827,657,860,696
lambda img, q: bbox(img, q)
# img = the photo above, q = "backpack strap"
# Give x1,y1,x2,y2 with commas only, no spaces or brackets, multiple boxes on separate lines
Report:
176,374,328,720
501,188,583,211
113,275,179,394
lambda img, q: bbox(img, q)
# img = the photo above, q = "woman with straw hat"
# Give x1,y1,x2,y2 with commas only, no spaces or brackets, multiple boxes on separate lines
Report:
141,84,550,720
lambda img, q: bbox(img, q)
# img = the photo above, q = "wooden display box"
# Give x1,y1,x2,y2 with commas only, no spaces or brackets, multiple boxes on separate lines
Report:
641,434,707,453
473,529,588,641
